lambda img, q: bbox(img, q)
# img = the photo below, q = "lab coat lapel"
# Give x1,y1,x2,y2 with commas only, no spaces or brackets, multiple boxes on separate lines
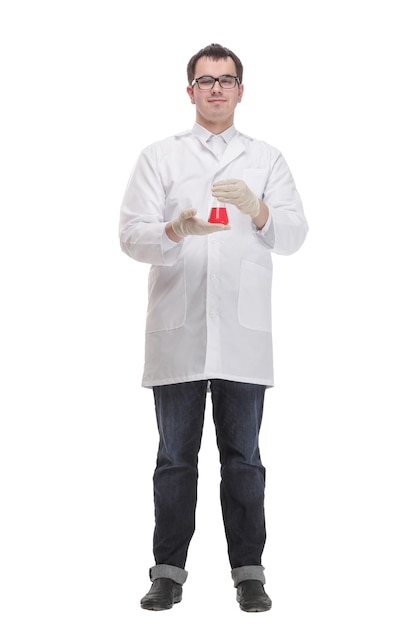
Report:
217,136,246,170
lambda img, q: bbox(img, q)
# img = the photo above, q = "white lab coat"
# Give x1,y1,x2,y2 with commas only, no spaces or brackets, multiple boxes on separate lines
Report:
119,124,308,388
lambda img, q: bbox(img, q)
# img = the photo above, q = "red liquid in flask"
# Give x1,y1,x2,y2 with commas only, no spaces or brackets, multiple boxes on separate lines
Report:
208,205,229,225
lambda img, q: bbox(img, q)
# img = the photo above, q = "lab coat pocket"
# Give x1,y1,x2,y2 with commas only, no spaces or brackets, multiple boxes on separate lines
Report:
146,263,186,333
238,260,272,332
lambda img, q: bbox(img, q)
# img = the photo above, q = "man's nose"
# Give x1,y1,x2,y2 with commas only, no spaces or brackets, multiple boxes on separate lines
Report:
211,78,222,91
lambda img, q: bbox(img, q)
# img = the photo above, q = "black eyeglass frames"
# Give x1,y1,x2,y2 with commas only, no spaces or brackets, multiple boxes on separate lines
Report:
191,75,240,90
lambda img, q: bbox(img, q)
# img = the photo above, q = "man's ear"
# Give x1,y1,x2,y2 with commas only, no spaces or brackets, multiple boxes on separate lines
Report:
238,83,244,103
187,85,195,104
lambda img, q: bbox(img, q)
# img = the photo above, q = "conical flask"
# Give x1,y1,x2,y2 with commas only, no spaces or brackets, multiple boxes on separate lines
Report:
208,198,229,225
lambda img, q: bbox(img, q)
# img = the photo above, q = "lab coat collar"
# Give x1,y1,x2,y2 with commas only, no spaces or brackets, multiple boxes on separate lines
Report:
192,123,245,169
173,124,246,169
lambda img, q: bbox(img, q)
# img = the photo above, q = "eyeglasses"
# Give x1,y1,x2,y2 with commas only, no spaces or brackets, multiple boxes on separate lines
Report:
191,75,240,90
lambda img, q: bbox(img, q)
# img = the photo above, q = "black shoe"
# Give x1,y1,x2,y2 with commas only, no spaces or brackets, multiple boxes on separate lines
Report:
236,580,272,612
140,578,183,611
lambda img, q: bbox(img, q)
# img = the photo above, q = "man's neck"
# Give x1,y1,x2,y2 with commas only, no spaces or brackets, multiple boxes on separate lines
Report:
197,120,233,135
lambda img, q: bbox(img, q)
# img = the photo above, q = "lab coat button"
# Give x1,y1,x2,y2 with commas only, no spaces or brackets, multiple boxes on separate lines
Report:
209,310,217,318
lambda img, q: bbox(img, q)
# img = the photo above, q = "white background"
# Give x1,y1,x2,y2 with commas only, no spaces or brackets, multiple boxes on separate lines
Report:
1,0,416,624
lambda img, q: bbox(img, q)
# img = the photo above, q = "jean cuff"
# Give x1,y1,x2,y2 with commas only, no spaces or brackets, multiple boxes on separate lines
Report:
231,565,265,587
149,564,188,585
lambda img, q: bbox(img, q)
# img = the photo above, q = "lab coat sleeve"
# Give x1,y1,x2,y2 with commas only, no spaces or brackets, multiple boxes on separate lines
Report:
119,149,183,266
256,151,308,255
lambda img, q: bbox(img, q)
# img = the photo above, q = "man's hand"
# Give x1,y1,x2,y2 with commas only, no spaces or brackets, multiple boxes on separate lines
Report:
170,209,230,239
212,179,260,218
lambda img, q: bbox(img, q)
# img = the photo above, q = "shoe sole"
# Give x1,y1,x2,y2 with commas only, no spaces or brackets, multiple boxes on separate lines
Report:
239,604,272,612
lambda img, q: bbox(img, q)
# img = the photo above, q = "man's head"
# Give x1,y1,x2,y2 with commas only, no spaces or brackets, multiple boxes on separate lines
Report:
186,43,243,85
186,43,244,134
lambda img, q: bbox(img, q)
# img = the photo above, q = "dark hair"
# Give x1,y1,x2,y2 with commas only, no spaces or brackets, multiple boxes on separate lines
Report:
187,43,243,85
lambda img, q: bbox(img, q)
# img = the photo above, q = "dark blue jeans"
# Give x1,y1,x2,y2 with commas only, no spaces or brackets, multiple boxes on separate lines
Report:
152,379,267,570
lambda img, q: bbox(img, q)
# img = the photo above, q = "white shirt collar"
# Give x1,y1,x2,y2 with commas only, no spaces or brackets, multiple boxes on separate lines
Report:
192,123,237,145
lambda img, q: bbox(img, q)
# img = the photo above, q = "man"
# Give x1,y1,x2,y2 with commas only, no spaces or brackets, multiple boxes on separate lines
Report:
119,43,308,612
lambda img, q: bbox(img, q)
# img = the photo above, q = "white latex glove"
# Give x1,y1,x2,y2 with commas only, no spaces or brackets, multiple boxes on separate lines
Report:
212,179,260,218
171,209,230,238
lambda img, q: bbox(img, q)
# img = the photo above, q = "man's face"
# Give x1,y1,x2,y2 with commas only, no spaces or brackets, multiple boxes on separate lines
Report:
187,56,244,132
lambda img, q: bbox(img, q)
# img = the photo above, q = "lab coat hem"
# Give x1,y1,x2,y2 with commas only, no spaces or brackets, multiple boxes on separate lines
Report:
141,373,274,389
